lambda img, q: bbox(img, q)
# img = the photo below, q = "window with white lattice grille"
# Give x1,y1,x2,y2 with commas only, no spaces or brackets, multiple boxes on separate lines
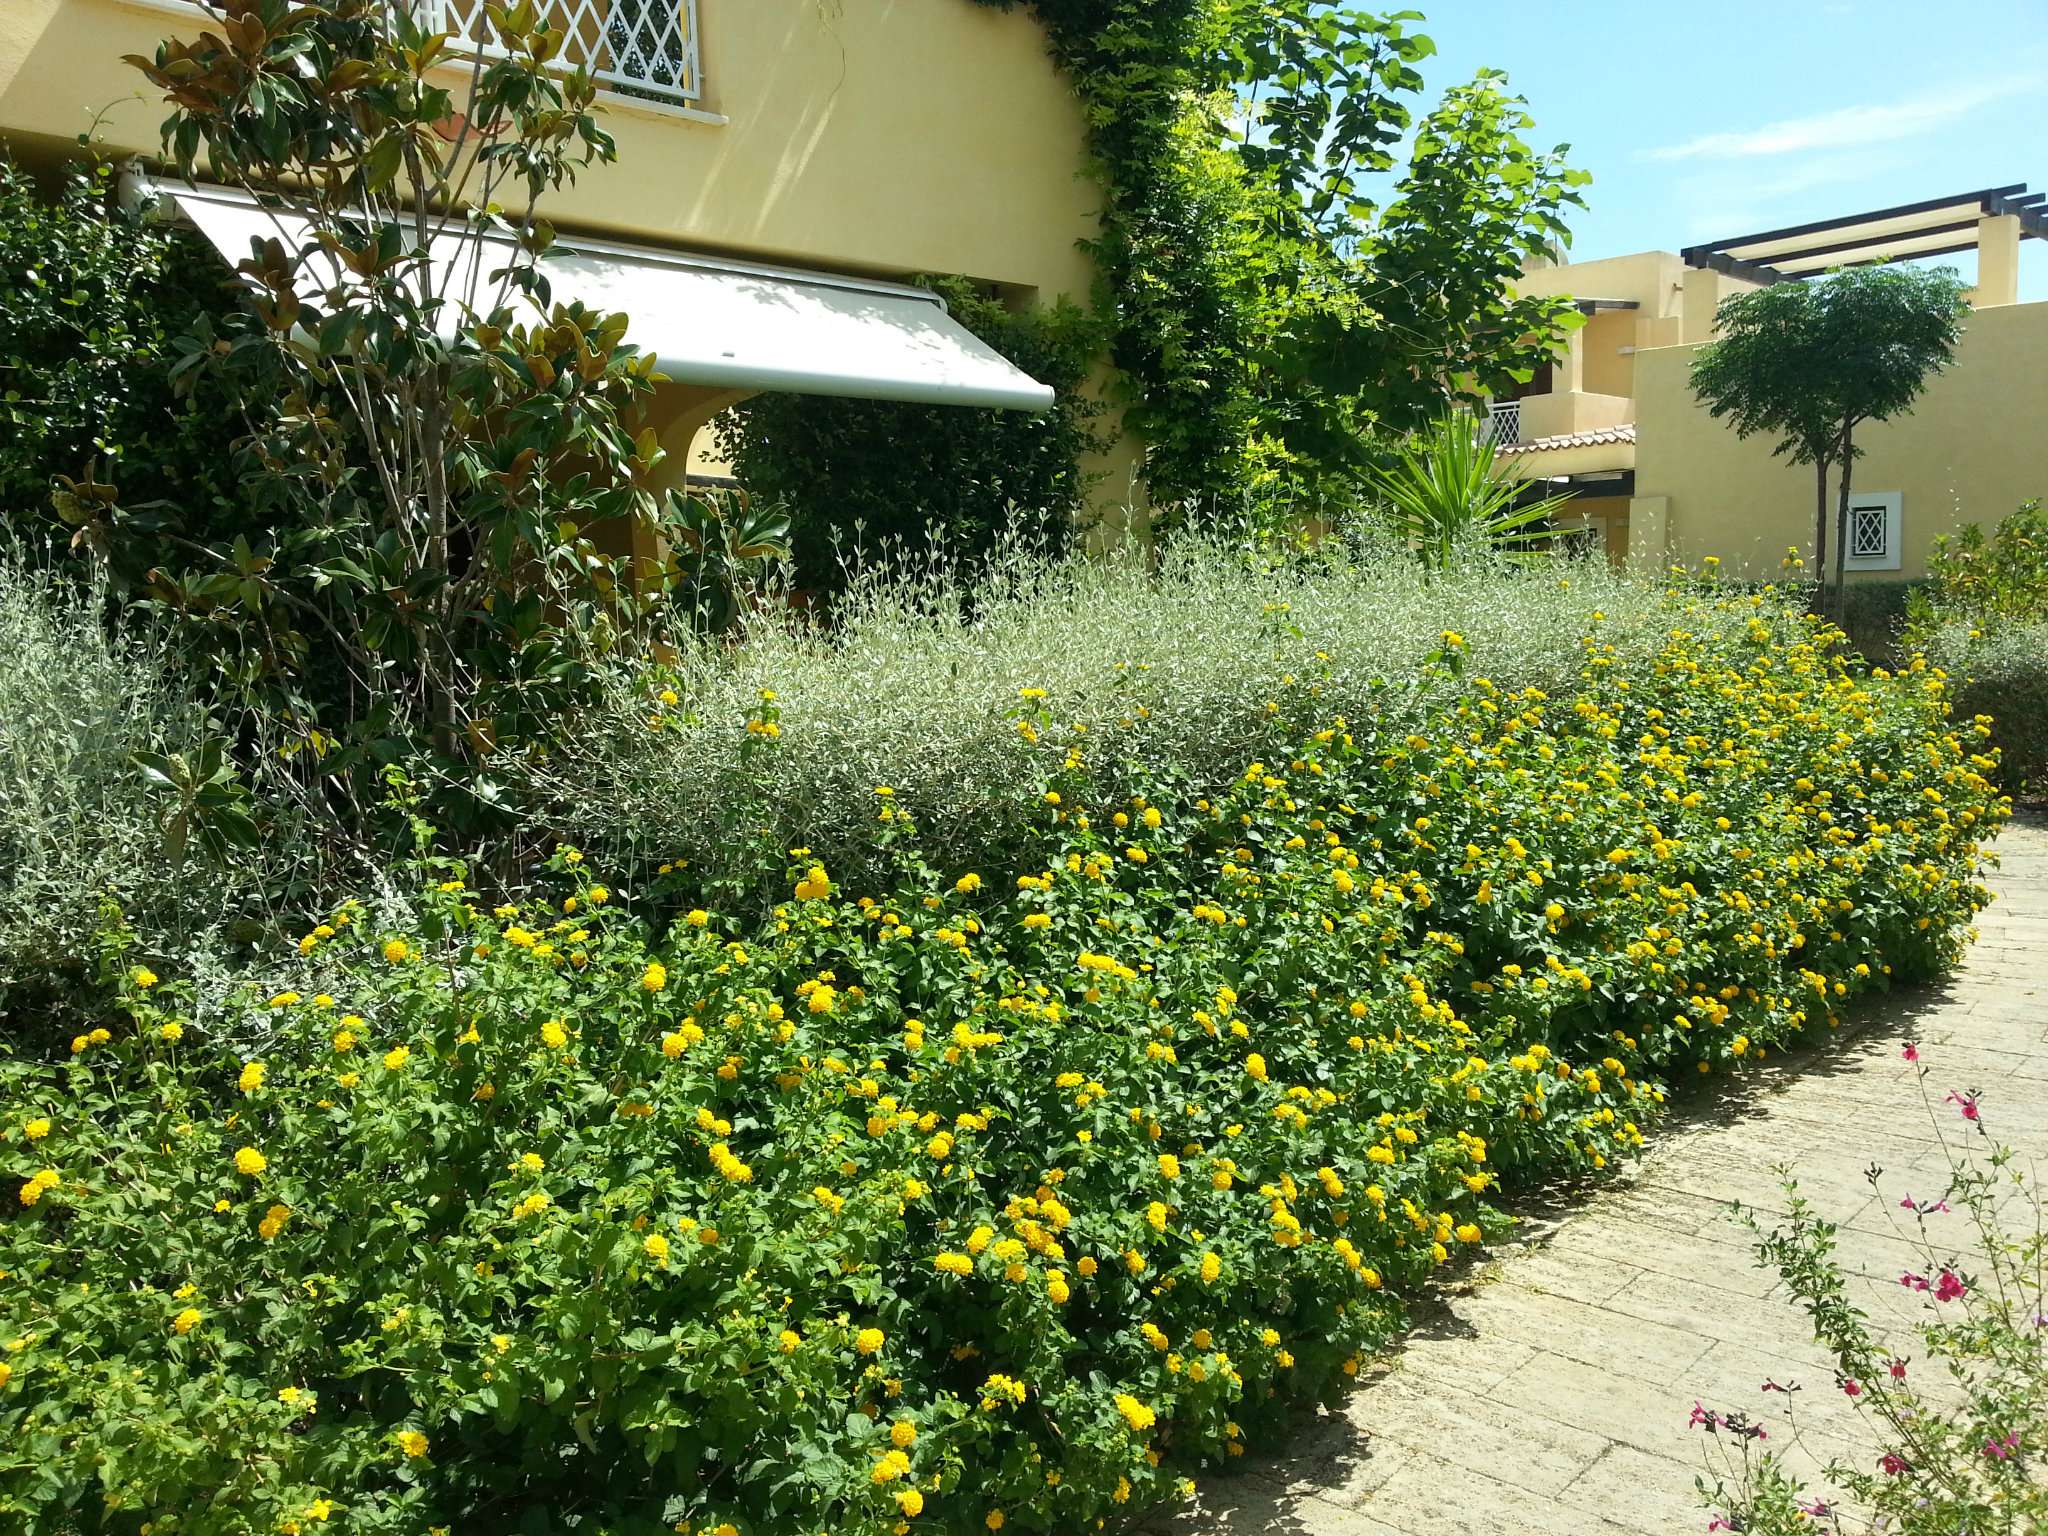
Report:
433,0,703,104
1842,492,1902,573
150,0,706,106
605,0,694,102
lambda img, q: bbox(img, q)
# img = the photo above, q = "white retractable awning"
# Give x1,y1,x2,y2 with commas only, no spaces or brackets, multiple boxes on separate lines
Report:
133,176,1055,412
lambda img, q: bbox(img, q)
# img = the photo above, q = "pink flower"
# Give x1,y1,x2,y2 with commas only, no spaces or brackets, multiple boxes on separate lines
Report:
1899,1194,1951,1214
1935,1268,1968,1303
1901,1269,1931,1291
1902,1041,1919,1062
1801,1500,1835,1519
1840,1378,1862,1397
1879,1453,1911,1476
1689,1402,1717,1428
1888,1358,1908,1380
1983,1433,2019,1461
1946,1090,1980,1122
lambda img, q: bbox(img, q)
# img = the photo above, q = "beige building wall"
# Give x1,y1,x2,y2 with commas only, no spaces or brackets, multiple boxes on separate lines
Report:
0,0,1096,292
1578,309,1637,399
1631,300,2048,580
1517,249,1687,317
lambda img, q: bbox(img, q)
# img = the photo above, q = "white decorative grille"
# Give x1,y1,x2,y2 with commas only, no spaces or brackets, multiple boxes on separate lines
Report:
429,0,702,105
1485,399,1523,447
1850,502,1888,559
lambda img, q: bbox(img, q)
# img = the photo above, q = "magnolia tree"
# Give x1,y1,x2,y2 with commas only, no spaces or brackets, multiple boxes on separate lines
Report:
1689,265,1969,604
117,0,685,835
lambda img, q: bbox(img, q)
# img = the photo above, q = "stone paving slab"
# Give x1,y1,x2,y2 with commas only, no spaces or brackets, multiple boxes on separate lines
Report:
1155,819,2046,1536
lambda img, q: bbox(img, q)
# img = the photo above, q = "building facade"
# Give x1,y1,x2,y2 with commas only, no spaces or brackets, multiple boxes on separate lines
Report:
0,0,1140,506
1500,190,2048,581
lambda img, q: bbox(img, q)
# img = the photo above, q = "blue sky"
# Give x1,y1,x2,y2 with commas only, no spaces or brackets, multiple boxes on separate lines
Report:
1394,0,2048,299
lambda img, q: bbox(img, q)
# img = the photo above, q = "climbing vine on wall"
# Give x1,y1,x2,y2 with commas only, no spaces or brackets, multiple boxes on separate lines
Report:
970,0,1247,510
971,0,1591,522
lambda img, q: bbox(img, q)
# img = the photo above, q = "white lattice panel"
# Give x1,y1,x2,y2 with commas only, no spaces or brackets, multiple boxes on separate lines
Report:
433,0,701,104
1486,399,1523,447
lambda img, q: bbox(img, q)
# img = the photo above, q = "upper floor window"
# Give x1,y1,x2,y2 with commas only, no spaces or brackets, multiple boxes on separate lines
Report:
431,0,702,106
146,1,707,110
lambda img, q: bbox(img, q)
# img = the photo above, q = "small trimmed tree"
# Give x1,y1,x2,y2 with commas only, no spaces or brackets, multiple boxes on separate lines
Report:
1689,265,1969,603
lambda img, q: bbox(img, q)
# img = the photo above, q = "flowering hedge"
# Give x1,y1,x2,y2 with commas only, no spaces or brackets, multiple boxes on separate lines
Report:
0,599,2006,1535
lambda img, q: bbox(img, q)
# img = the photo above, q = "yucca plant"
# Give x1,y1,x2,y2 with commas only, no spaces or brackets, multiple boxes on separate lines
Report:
1368,410,1573,570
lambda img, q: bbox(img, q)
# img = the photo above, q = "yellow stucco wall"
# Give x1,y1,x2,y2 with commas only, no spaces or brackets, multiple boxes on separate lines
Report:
1578,309,1636,400
1518,249,1684,317
1520,388,1630,442
1632,299,2048,580
1,0,1098,294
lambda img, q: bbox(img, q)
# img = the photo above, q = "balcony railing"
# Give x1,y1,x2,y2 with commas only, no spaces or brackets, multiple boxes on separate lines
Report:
430,0,702,105
1484,399,1522,448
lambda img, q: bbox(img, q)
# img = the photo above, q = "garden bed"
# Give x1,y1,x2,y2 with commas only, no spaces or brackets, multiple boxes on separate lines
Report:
0,579,2007,1536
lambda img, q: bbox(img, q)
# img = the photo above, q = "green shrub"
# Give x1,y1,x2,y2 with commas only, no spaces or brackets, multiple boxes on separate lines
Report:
1832,578,1921,666
540,538,1798,903
714,282,1105,594
1,599,2004,1534
0,558,200,1018
0,156,242,531
1919,499,2048,627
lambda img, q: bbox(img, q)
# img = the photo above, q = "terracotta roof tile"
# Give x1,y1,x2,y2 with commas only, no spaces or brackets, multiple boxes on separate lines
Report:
1496,422,1636,456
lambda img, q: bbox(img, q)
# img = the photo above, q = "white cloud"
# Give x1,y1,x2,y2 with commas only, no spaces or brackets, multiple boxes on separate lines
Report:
1671,152,1900,238
1640,77,2036,163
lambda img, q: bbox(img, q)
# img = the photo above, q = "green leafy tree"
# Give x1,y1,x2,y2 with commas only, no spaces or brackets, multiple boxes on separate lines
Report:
1254,69,1589,488
975,1,1588,520
1689,266,1969,602
115,0,681,838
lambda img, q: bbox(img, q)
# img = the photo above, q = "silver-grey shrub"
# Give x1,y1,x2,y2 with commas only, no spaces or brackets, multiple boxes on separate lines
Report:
0,561,190,999
540,534,1778,899
0,559,285,1024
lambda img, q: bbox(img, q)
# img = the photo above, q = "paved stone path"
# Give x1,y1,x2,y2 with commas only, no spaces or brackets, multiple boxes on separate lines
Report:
1157,818,2047,1536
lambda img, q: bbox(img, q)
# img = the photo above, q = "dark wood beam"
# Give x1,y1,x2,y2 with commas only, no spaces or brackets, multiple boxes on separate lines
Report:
1983,193,2048,241
1694,249,1786,285
1686,184,2027,265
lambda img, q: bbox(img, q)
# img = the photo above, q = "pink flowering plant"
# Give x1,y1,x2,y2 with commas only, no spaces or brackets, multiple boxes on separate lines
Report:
1695,1042,2046,1534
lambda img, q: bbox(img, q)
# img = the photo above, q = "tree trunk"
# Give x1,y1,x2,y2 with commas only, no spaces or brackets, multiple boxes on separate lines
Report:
1813,458,1829,597
1832,427,1855,617
406,142,461,763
